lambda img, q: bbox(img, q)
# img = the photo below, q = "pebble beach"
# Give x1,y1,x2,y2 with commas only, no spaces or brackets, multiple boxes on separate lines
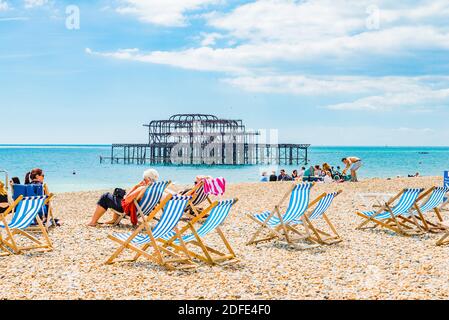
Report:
1,176,449,300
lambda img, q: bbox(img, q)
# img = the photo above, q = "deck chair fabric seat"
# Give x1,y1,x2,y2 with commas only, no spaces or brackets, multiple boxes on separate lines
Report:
405,187,448,217
161,199,234,244
252,183,312,227
292,192,339,224
113,181,170,225
0,196,47,230
112,193,188,244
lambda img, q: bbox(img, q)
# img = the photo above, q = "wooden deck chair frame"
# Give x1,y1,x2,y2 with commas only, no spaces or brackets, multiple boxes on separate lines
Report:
0,232,11,256
294,191,343,245
105,195,196,270
162,199,239,266
246,183,322,249
355,188,425,236
0,195,53,254
401,187,448,233
112,181,172,226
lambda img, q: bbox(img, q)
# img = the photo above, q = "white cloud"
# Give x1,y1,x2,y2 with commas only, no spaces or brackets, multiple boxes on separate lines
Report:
24,0,48,9
90,0,449,114
116,0,221,27
0,0,9,11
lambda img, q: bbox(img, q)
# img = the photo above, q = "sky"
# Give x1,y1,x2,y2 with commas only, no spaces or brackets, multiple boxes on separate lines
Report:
1,0,449,146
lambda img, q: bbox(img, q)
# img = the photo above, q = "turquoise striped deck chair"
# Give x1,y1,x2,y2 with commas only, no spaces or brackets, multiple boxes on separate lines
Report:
161,199,239,265
106,195,196,270
401,187,448,233
356,188,424,235
0,195,53,254
246,183,320,248
290,191,343,245
113,181,171,226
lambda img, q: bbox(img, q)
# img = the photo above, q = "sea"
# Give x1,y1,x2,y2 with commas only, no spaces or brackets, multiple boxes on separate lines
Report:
0,145,448,192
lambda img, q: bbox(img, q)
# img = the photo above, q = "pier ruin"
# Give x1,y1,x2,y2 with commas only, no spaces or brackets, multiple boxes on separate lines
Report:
101,114,310,166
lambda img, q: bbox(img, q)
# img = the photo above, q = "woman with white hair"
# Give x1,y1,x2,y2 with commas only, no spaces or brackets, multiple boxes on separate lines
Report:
87,169,160,227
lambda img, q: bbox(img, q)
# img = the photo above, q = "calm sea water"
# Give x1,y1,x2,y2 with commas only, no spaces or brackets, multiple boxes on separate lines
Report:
0,145,448,192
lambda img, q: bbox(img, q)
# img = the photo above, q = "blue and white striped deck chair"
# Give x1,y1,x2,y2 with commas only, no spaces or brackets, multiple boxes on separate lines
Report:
246,183,316,246
185,180,213,218
402,187,449,233
291,191,342,245
113,181,171,226
355,188,424,235
106,195,196,270
161,199,239,265
0,195,53,254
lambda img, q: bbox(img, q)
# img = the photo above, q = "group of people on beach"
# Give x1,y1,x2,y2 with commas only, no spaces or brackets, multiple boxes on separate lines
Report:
1,168,46,213
260,156,363,183
87,170,214,227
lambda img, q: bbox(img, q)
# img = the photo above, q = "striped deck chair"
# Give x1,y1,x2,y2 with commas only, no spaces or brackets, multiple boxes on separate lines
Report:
12,183,56,229
291,191,343,245
105,195,196,270
0,195,53,254
113,181,171,226
184,180,212,218
246,183,322,248
161,199,239,265
355,188,424,236
401,187,449,233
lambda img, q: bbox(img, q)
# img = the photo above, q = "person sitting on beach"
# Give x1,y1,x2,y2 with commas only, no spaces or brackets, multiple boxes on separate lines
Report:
0,181,9,214
342,156,362,182
87,169,160,227
314,165,322,177
291,170,298,180
25,168,45,185
269,171,278,182
278,169,292,181
260,172,269,182
298,167,305,178
322,171,333,183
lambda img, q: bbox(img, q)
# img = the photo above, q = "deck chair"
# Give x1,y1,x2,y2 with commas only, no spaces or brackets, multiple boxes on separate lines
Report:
184,180,213,218
105,195,196,270
161,199,239,265
11,183,56,229
246,183,322,248
401,187,448,232
0,195,53,254
291,191,343,245
113,181,171,226
355,188,424,236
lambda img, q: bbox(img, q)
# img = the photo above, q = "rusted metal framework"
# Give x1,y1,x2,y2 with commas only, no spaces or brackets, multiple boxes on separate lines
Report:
101,114,310,166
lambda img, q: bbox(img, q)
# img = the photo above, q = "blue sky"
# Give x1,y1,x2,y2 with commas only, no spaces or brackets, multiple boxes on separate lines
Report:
1,0,449,146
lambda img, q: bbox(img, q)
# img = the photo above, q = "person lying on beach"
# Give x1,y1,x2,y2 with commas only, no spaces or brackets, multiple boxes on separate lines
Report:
87,169,160,227
0,181,9,214
342,157,362,182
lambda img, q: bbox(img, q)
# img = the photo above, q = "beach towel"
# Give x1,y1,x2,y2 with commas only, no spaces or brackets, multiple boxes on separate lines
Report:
203,177,226,196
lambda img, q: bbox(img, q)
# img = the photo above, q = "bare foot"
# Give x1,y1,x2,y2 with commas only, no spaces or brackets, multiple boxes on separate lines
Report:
87,222,98,227
103,220,117,225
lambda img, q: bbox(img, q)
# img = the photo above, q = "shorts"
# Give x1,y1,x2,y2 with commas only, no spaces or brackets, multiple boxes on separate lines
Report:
97,192,124,213
350,160,362,171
